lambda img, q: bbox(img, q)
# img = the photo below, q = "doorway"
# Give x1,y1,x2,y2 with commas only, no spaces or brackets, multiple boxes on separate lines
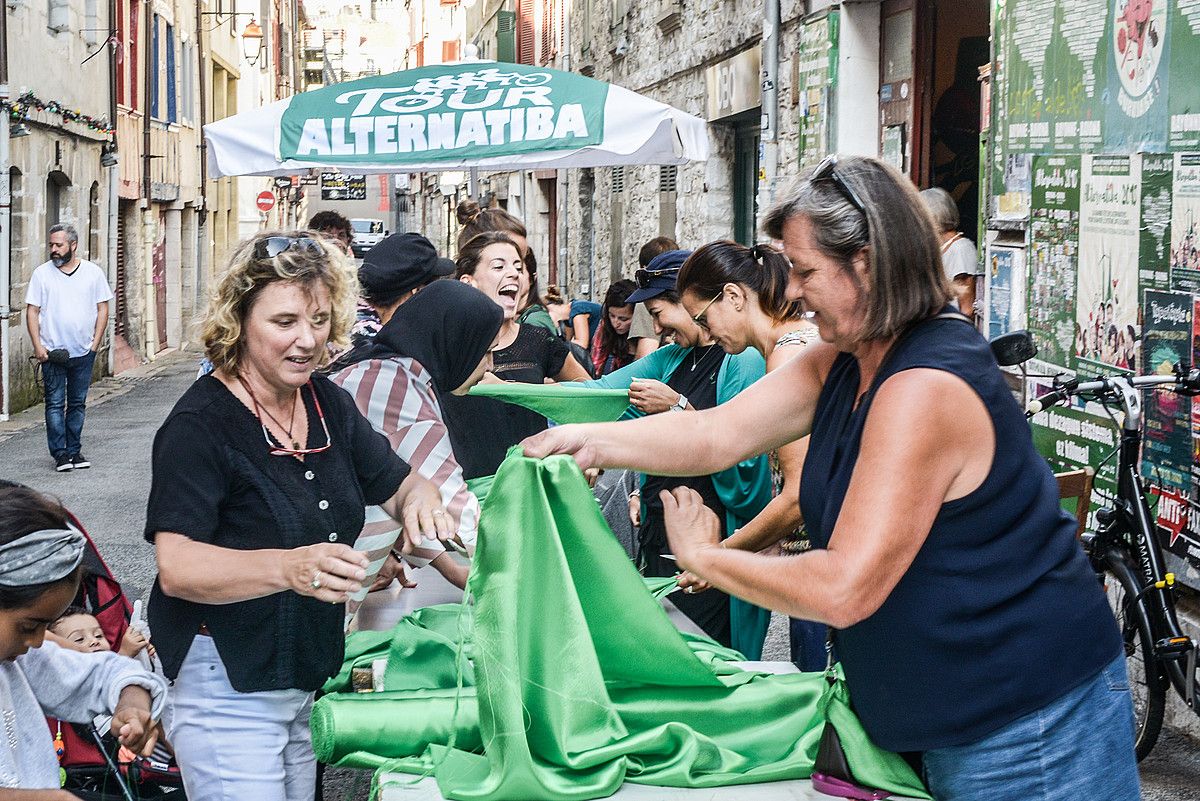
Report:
732,116,760,246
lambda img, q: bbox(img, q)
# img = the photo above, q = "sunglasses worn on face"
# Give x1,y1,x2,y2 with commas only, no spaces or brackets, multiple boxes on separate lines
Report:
691,293,722,330
634,267,678,289
254,236,325,261
812,155,869,219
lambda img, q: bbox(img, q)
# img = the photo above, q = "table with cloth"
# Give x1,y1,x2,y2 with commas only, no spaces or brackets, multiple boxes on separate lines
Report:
315,448,929,801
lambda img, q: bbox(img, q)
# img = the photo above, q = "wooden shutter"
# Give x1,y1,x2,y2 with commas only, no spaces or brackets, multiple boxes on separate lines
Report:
496,11,516,62
517,0,535,65
414,40,425,67
442,40,460,62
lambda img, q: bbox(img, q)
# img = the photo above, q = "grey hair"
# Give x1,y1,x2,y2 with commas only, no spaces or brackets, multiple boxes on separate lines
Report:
761,156,953,342
49,223,79,245
918,187,960,233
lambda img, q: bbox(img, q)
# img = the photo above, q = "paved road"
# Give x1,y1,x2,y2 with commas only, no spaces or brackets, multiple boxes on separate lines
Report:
2,353,1197,799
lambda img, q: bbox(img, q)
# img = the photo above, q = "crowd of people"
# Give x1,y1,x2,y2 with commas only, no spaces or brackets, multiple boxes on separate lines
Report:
2,156,1140,801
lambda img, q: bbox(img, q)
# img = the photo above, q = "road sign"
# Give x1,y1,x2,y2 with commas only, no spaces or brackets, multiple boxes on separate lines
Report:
256,191,276,211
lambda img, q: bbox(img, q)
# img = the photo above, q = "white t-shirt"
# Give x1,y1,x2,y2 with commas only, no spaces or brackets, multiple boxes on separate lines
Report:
941,236,980,280
24,259,114,357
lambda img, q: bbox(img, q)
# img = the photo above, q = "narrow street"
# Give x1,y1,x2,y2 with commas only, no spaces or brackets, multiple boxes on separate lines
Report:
1,352,1198,799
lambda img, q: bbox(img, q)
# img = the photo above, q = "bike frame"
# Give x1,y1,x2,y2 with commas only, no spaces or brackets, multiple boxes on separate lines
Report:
1084,376,1197,708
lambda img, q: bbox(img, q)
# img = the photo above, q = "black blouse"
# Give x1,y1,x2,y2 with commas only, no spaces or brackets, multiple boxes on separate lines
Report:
439,324,571,479
143,374,409,692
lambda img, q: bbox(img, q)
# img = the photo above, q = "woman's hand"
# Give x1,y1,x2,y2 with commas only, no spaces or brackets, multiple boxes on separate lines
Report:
661,487,722,572
676,570,712,594
112,686,158,756
281,543,369,603
369,552,418,592
389,474,455,548
629,378,683,415
521,424,599,470
628,493,642,527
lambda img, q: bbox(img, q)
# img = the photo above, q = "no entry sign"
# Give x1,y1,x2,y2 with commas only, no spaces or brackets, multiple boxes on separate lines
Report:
256,191,276,212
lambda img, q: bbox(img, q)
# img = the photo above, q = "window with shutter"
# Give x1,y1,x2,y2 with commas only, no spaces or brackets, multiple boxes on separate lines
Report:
414,40,425,67
166,25,177,123
442,40,460,62
516,0,535,65
496,11,516,62
151,16,160,119
129,0,139,110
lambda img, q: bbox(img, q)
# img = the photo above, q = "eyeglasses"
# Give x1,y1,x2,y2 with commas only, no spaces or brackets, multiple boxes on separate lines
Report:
812,155,869,220
254,236,326,261
256,382,333,457
691,293,722,330
634,267,678,290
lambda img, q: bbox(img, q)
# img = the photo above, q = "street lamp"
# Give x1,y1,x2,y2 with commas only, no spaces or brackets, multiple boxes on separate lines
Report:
242,20,264,66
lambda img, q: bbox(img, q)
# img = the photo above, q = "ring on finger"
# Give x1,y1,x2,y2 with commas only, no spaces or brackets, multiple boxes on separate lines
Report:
310,571,323,590
432,509,446,517
684,586,695,594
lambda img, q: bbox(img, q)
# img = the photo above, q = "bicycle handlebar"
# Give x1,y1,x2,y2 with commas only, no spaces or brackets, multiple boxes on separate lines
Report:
1025,368,1199,417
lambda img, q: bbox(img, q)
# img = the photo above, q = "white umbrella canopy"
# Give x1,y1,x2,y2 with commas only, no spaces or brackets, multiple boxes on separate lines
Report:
204,62,709,177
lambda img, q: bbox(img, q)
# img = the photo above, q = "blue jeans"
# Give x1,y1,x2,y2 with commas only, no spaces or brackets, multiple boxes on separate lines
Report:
42,350,96,459
923,654,1140,801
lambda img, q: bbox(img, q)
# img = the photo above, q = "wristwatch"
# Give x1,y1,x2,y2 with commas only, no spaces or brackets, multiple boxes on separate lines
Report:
670,394,689,412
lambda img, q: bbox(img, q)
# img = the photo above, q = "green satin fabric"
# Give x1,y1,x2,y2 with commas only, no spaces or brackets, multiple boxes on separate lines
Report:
331,452,929,800
466,383,632,424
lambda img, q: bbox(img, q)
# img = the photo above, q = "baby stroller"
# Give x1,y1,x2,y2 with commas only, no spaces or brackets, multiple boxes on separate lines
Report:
48,510,186,801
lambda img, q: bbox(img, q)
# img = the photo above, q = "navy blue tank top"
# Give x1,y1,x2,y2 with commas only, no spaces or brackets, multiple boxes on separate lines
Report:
799,312,1121,752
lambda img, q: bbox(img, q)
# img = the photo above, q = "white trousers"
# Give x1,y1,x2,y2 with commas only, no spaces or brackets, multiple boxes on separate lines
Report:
167,635,316,801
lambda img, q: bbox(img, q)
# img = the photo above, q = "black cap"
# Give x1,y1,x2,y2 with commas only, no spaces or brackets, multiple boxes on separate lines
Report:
359,233,456,301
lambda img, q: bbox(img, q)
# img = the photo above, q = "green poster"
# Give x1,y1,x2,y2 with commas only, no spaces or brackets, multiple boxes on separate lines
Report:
796,12,839,173
1076,155,1142,374
278,64,608,164
1103,0,1170,151
1141,290,1194,491
1170,153,1200,292
1030,403,1119,503
1029,155,1082,369
1140,153,1174,295
1169,0,1200,149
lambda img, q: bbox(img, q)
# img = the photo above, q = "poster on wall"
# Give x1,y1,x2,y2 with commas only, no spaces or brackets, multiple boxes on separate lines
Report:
1141,291,1194,492
1193,296,1200,495
320,172,368,201
1140,153,1175,295
1104,0,1171,152
1170,153,1200,292
986,246,1025,340
1076,155,1141,373
796,11,839,172
1169,0,1200,150
1029,155,1082,369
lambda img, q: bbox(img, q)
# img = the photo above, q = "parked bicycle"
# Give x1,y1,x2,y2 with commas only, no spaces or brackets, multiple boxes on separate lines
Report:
993,330,1200,760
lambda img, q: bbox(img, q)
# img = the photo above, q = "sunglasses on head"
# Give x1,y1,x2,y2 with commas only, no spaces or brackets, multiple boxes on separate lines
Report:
634,266,678,290
254,236,326,261
812,155,869,219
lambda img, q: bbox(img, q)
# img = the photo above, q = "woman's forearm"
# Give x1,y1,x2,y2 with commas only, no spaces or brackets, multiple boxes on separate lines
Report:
722,493,803,552
0,790,75,800
156,534,287,604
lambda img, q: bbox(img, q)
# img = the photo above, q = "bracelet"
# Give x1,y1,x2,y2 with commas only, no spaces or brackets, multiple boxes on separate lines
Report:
630,489,641,498
389,549,405,563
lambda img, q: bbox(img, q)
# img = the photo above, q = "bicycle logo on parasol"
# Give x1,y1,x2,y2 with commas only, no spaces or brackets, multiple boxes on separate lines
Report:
336,69,556,116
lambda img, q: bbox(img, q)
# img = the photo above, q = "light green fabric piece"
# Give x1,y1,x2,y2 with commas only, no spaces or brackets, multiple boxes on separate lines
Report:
584,345,774,659
465,475,494,506
357,452,929,800
518,305,559,335
467,383,632,425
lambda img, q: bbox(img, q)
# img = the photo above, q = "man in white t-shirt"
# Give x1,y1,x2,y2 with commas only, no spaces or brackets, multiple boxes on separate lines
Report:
24,223,114,472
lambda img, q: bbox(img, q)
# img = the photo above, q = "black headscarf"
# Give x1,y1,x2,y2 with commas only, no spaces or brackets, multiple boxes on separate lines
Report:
368,280,504,393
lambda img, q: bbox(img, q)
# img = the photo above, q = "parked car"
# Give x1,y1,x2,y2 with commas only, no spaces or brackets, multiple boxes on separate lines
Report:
350,218,387,258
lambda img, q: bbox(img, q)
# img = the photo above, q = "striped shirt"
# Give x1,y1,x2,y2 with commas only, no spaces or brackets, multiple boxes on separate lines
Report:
331,356,480,574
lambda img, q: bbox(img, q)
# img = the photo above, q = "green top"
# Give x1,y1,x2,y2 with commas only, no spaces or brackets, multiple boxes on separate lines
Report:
518,304,559,335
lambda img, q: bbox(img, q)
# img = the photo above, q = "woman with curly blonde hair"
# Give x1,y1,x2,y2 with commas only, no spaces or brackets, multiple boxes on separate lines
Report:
144,232,452,801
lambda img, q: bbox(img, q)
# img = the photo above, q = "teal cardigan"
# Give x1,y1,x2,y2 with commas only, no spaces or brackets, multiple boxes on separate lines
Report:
585,345,774,658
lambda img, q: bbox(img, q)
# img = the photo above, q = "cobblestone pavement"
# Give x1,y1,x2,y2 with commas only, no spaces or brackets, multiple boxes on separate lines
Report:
2,352,1196,800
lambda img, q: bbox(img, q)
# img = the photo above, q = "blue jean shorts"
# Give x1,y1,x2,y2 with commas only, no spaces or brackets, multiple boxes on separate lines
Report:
923,654,1139,801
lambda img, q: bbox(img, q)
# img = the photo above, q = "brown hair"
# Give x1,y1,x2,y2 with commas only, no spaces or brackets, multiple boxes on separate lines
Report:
455,232,523,279
456,199,527,252
200,231,358,375
677,240,801,322
762,156,951,341
638,236,679,268
0,484,79,609
520,249,541,313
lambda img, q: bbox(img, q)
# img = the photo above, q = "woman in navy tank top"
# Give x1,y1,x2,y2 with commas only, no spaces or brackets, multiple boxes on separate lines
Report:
525,156,1139,800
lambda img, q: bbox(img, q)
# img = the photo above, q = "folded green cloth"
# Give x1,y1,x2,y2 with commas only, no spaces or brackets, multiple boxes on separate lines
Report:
467,383,631,424
327,451,929,800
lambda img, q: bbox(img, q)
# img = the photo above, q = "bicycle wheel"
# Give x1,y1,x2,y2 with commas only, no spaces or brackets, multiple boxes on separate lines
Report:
1102,548,1166,761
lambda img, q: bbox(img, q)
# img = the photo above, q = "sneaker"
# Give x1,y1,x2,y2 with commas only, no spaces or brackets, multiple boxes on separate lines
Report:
55,455,74,472
70,453,91,469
